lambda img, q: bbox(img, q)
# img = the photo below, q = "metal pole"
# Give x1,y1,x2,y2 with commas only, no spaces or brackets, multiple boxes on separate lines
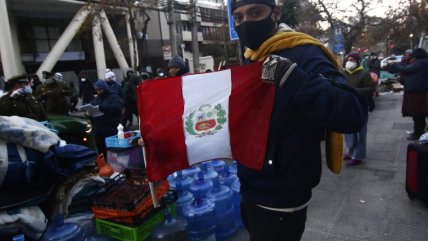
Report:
168,1,178,57
36,5,91,77
0,0,25,78
92,14,106,80
191,0,200,73
126,12,136,70
100,10,130,73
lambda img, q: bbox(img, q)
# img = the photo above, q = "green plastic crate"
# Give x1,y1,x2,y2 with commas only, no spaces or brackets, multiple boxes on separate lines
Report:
96,204,176,241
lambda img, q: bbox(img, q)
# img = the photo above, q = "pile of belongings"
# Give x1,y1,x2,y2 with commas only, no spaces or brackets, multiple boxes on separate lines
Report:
0,116,107,240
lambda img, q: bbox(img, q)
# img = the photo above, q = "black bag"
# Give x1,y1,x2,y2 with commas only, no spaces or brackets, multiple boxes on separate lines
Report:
406,141,428,204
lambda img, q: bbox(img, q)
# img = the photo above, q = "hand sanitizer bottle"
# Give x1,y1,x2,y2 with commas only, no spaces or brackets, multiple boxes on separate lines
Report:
117,124,125,139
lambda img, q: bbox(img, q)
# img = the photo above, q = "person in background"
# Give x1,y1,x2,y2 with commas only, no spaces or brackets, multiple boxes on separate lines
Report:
34,71,73,115
388,48,428,140
168,55,189,77
398,49,415,85
342,53,375,166
30,74,42,92
105,70,123,98
367,52,381,77
0,74,47,121
362,53,370,71
79,77,95,105
122,74,142,129
231,1,367,240
90,79,124,157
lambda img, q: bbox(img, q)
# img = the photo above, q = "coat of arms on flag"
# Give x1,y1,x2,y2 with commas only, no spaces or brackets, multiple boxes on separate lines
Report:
185,104,226,137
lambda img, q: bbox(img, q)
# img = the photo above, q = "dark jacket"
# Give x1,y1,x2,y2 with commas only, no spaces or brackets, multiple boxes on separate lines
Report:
389,59,428,91
79,80,95,104
106,81,123,99
0,93,47,121
34,81,73,114
238,45,367,208
90,90,123,136
342,67,375,101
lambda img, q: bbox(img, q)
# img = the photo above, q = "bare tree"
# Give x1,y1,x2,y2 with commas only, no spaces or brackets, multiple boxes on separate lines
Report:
310,0,379,54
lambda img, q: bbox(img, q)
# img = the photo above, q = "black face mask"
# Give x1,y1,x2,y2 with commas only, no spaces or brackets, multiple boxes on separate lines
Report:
235,10,276,50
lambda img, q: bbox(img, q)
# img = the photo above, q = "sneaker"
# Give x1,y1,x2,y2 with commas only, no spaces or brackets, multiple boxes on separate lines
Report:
346,159,362,166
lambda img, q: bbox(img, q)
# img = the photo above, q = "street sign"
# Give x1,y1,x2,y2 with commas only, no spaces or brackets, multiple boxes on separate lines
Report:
162,45,172,60
227,0,239,41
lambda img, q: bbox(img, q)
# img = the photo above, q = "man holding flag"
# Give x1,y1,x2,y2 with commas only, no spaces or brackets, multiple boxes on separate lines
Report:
230,0,367,240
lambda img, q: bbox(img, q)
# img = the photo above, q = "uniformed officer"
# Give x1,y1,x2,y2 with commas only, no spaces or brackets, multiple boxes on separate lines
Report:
0,74,47,121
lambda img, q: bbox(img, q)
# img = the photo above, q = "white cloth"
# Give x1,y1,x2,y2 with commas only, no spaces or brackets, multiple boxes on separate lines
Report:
0,206,48,240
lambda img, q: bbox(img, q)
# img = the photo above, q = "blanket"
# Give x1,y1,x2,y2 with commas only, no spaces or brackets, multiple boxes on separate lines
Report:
0,116,60,153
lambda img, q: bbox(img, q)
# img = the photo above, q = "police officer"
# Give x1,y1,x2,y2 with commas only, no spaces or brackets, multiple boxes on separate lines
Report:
34,71,73,114
0,74,47,121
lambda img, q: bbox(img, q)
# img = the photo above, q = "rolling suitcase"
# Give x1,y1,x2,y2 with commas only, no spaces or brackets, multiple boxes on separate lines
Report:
406,141,428,204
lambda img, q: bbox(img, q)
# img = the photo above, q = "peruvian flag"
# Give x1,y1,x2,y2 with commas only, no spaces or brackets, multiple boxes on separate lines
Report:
137,62,275,181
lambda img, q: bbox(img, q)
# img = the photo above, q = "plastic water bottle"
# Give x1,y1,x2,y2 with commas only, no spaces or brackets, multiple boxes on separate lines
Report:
151,207,189,241
229,161,238,175
193,163,218,183
206,179,237,240
175,182,194,218
41,215,86,241
206,160,226,174
189,172,213,198
218,165,238,187
182,165,201,177
168,170,194,191
117,124,124,139
231,179,243,228
12,234,25,241
182,190,216,241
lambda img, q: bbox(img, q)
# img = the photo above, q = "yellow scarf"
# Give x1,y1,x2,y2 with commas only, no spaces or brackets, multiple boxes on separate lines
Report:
246,31,343,174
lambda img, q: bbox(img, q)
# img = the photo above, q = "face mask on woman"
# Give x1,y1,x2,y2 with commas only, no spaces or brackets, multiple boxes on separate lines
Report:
235,10,276,50
345,61,357,70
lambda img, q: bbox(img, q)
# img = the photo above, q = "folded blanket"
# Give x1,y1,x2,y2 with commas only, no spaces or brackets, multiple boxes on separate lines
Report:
0,116,60,153
0,206,48,240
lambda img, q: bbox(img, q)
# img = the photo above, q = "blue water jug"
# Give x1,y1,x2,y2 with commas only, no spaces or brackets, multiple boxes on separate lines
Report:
182,190,216,241
181,165,201,177
151,207,189,241
230,179,243,228
41,215,86,241
218,165,238,187
168,170,194,191
206,179,237,240
189,171,213,198
206,160,226,174
229,161,238,175
176,182,194,218
12,234,25,241
194,163,218,183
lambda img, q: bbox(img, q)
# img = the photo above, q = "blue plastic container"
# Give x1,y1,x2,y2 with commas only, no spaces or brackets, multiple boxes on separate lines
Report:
206,179,237,240
189,172,213,198
231,179,243,228
182,190,216,241
168,170,194,191
41,215,86,241
181,165,201,177
206,160,226,174
12,234,25,241
229,161,238,175
175,182,194,218
193,163,218,183
151,207,189,241
218,165,238,187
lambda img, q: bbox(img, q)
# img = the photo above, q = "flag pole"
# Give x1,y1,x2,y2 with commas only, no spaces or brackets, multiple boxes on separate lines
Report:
138,118,158,208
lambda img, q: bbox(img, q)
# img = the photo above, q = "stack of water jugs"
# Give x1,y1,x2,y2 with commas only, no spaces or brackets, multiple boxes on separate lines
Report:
167,160,243,241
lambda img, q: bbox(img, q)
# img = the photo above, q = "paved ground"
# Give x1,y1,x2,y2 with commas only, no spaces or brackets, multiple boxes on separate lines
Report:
227,92,428,241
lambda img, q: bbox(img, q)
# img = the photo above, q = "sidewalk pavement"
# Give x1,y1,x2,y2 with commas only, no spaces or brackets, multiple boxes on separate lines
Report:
228,92,428,241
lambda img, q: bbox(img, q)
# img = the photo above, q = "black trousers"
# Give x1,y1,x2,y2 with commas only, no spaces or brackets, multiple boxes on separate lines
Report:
413,116,426,136
241,200,307,241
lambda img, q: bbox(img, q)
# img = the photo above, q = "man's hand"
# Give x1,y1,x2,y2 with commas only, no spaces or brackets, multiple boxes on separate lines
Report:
11,88,24,98
262,55,297,88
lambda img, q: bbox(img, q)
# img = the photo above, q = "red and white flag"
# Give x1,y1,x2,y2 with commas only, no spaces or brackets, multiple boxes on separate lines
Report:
137,62,275,181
